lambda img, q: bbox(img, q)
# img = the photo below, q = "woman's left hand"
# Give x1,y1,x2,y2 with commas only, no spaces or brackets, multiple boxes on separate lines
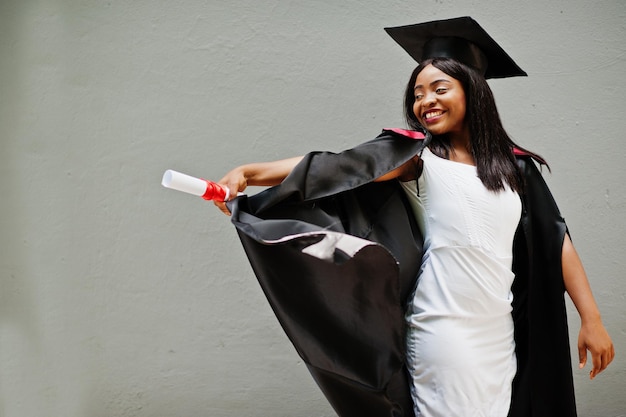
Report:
577,319,615,379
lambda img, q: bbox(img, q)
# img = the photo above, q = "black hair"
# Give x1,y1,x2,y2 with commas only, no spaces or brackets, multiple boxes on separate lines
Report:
403,57,547,193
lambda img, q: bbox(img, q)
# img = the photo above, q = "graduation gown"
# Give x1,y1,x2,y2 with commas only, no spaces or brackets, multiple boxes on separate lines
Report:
227,128,576,417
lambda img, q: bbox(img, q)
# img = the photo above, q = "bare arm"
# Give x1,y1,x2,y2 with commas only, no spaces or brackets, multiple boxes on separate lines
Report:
214,156,303,215
562,234,615,379
215,152,420,215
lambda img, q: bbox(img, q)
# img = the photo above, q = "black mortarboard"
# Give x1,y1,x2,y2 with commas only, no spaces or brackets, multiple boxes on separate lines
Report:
384,16,527,79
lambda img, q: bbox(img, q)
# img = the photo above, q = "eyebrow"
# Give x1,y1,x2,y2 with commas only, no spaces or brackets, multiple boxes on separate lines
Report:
414,79,452,91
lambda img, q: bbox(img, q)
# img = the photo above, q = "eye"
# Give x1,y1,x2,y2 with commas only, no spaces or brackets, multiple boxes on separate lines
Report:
414,94,424,101
435,87,448,94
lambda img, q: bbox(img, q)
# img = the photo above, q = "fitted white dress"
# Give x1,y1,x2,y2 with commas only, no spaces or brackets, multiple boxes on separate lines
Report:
400,148,522,417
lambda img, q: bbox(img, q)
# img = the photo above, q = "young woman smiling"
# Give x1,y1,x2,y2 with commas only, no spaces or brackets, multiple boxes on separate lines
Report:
213,17,614,417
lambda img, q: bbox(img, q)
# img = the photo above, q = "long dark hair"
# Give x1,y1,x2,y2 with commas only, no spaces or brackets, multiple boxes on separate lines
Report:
403,57,546,193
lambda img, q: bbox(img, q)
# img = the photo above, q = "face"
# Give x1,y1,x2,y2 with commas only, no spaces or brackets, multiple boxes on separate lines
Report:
413,64,467,139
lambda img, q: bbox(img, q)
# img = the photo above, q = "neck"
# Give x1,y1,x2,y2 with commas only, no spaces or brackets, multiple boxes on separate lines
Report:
448,129,474,165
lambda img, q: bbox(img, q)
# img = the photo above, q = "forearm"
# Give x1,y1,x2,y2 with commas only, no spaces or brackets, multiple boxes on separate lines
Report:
238,156,304,186
561,234,601,323
561,233,614,378
214,156,304,216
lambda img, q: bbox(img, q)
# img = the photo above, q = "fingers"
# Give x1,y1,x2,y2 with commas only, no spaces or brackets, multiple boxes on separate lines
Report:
578,344,587,370
585,341,616,380
590,349,603,379
213,180,239,216
593,344,616,379
213,200,231,216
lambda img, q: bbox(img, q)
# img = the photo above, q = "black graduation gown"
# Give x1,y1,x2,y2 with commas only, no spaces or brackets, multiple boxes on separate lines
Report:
227,129,576,417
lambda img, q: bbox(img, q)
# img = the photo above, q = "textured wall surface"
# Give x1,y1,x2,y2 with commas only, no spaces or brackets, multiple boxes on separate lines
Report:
1,1,624,416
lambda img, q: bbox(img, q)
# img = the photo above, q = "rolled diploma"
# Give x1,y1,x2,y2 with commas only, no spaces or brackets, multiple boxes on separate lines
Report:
161,170,229,201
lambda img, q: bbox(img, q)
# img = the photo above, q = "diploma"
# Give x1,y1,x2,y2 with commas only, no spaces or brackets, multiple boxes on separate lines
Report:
161,169,229,202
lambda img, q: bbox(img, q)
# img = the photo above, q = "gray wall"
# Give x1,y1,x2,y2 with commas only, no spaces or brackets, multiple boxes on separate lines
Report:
1,1,624,416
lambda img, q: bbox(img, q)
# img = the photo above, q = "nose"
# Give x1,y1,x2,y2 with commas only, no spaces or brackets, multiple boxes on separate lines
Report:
422,91,437,107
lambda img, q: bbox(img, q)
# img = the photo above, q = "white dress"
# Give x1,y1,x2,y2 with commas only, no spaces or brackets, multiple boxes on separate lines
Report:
400,148,522,417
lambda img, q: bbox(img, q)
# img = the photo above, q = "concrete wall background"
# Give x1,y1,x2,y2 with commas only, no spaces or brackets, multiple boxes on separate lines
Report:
1,1,624,416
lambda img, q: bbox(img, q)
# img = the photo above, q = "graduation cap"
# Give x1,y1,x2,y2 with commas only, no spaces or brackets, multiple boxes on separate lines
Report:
384,16,527,79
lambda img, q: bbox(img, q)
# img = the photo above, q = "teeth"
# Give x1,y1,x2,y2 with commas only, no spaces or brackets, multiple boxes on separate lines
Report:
424,111,443,119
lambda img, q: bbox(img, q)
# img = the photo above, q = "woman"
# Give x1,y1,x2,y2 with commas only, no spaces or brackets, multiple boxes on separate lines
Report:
215,18,614,417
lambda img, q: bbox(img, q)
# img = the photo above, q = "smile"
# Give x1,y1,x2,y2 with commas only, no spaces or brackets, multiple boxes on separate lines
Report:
423,110,444,121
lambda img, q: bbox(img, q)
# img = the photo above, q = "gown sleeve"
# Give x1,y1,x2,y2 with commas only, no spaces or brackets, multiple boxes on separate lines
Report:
510,156,577,417
227,130,427,417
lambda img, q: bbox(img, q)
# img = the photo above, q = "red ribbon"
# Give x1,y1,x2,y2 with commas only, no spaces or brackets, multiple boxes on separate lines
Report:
201,180,227,201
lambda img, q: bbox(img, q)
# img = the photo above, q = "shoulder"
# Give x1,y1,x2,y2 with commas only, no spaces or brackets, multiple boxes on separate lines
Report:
513,146,550,170
351,127,428,160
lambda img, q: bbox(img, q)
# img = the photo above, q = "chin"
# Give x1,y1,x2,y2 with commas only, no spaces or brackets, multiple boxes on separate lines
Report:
424,126,446,136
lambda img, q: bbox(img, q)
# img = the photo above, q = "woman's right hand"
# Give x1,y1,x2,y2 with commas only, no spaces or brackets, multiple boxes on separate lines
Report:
214,166,248,216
